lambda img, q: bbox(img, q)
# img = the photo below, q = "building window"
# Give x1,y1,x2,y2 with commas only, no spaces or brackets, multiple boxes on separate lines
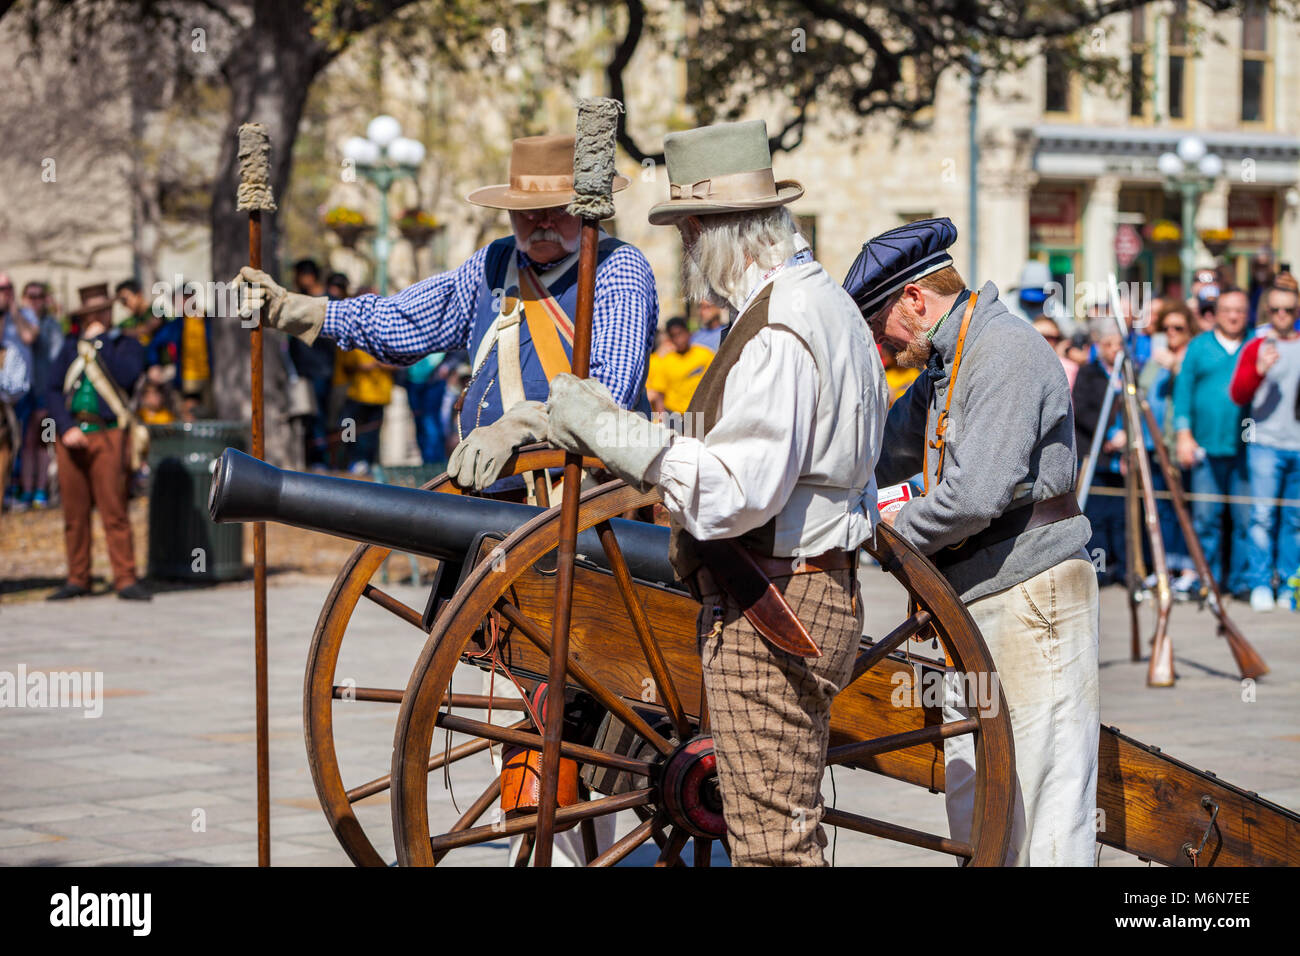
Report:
1129,9,1147,119
1168,0,1190,121
1241,0,1270,123
1044,47,1070,114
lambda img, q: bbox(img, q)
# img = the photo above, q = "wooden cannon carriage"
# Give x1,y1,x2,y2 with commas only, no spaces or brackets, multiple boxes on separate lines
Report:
210,448,1300,868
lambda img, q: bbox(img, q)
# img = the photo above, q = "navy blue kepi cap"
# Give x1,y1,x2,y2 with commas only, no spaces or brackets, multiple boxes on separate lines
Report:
843,217,959,316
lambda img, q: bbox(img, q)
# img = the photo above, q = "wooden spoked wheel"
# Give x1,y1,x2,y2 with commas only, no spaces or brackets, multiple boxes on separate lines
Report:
303,448,601,867
389,478,1016,867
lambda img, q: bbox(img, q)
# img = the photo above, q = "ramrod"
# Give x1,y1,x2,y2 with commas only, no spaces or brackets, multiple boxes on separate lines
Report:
207,449,680,587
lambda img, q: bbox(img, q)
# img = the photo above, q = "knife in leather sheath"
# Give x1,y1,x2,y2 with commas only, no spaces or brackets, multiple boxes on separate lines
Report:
694,538,821,658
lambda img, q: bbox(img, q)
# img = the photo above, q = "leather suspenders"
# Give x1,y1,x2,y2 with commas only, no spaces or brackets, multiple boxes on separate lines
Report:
922,291,978,494
916,291,977,665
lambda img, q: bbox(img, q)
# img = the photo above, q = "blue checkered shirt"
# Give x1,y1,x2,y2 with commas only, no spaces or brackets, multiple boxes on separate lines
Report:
323,240,659,409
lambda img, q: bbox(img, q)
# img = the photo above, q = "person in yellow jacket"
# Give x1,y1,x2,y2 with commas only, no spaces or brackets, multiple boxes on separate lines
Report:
646,316,714,414
337,347,394,474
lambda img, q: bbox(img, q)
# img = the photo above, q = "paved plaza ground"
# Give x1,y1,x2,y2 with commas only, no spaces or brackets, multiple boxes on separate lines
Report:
1,563,1296,867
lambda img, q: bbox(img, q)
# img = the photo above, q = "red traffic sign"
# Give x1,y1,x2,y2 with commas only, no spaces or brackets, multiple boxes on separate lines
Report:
1115,224,1143,268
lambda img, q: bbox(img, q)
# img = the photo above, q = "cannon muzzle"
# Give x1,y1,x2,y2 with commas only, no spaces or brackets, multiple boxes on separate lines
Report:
208,449,678,586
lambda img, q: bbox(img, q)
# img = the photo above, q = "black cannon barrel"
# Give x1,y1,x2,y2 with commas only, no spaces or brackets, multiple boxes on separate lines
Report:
208,449,679,587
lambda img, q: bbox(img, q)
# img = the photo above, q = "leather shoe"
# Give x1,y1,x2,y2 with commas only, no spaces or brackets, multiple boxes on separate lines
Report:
47,583,91,601
116,583,153,601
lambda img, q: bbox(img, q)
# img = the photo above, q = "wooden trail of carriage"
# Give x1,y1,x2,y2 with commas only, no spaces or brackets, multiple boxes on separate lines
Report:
208,447,1300,867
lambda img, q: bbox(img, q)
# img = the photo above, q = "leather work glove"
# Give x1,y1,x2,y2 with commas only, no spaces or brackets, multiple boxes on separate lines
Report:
546,373,674,489
447,400,550,490
237,266,327,344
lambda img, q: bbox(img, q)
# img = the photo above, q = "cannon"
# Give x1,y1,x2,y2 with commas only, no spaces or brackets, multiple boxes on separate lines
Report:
210,447,1300,867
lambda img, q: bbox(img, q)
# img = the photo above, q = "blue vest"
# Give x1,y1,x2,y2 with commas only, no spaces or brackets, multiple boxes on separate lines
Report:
459,235,637,437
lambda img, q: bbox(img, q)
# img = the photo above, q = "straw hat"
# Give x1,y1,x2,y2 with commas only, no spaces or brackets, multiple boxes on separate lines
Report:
467,134,630,211
648,120,804,226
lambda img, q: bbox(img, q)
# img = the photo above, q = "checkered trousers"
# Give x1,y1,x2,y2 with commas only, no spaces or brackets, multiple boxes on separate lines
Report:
696,567,862,866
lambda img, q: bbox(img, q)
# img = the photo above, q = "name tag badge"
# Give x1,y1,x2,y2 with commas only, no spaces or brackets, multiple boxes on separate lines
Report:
877,482,913,515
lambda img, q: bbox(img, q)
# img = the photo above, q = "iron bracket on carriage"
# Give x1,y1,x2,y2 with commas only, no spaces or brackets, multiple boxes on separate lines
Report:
208,447,1300,867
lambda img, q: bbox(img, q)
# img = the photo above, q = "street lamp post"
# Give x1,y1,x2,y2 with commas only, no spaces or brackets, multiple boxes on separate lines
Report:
1157,135,1223,296
342,115,426,295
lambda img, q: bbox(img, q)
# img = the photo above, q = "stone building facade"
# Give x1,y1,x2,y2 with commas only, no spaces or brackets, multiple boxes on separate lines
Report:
5,2,1299,331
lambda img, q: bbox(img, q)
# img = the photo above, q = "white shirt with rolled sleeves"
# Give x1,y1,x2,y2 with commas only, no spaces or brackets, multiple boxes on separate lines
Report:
646,257,890,558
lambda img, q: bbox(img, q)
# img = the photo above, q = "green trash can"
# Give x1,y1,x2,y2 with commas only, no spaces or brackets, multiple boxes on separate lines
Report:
147,421,250,581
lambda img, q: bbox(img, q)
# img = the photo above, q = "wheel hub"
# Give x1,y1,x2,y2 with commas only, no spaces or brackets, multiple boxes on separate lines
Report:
659,735,726,839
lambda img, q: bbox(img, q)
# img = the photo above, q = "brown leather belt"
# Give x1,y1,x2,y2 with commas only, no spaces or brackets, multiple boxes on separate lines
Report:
933,492,1082,569
749,547,857,579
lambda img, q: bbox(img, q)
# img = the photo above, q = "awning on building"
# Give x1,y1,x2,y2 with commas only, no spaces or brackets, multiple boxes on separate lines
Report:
1030,124,1300,185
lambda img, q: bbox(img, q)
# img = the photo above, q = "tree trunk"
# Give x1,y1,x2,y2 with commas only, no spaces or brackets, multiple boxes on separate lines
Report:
209,1,327,467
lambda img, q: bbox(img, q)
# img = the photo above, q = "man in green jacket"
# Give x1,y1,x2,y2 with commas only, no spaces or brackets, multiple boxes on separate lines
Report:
1172,288,1251,596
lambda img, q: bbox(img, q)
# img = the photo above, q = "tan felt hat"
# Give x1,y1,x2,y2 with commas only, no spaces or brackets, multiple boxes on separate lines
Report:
72,282,113,318
466,133,630,211
648,119,803,225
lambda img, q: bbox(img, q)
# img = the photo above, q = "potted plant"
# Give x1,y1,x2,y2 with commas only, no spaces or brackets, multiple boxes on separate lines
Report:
324,205,370,248
1199,227,1234,258
397,208,442,247
1145,219,1181,252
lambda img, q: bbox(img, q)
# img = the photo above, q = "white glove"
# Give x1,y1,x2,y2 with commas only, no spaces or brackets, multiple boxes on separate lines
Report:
237,266,327,344
545,374,674,488
447,400,550,490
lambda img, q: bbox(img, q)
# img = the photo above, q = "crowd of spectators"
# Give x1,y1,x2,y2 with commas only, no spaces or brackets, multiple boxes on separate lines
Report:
1033,258,1300,612
5,252,1295,615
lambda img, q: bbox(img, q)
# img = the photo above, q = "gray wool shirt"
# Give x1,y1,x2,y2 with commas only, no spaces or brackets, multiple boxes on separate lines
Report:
875,280,1092,602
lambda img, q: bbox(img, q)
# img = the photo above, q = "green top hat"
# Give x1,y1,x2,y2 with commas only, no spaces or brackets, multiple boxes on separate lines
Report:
648,120,804,226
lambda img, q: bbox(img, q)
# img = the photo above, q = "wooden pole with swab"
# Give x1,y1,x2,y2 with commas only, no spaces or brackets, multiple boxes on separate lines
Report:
533,97,623,867
236,122,276,867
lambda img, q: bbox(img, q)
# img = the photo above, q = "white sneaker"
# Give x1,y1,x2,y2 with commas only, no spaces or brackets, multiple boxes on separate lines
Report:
1278,590,1296,613
1250,586,1276,612
1172,574,1200,601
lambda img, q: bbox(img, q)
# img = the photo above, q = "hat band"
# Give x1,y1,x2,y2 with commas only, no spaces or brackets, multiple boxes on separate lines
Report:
669,167,776,202
857,252,954,315
508,173,574,193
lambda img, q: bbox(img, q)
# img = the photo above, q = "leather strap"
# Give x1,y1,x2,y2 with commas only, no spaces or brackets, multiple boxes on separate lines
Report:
517,263,574,383
748,547,856,579
932,492,1082,569
74,340,149,470
923,291,978,495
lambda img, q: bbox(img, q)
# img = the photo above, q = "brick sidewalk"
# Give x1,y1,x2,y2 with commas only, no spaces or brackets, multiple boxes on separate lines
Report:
0,569,1296,866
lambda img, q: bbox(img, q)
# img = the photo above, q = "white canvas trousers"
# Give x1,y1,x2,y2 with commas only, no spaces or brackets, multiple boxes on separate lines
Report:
943,551,1100,866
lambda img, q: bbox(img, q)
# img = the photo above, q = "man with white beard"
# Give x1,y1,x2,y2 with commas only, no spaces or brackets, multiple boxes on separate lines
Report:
237,133,658,867
237,133,658,495
538,120,890,865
